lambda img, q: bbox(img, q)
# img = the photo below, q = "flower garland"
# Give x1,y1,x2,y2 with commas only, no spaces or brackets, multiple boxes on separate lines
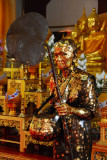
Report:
77,53,87,71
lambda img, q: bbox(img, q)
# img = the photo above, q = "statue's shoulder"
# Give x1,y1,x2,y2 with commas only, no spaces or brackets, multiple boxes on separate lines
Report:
84,30,106,41
97,30,107,38
75,68,95,81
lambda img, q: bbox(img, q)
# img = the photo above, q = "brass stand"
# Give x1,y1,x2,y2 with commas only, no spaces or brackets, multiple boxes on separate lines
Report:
19,98,25,117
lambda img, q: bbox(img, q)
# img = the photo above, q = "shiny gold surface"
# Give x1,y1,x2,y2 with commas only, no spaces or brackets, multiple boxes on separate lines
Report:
53,39,98,159
72,8,107,73
30,39,98,159
71,24,81,50
24,131,53,148
77,8,89,35
83,8,107,71
88,8,101,31
0,118,20,131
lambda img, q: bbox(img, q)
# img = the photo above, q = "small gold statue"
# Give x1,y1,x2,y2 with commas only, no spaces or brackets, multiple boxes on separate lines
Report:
83,8,107,72
77,8,89,36
71,9,89,56
71,24,81,51
74,8,107,74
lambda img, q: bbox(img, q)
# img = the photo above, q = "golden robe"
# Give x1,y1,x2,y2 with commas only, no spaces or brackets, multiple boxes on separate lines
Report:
84,31,107,61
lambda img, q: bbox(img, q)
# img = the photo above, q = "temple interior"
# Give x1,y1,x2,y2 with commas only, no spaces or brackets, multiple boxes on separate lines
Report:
0,0,107,160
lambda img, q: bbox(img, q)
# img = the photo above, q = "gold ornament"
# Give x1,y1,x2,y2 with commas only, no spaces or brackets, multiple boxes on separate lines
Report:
88,8,101,32
77,8,88,35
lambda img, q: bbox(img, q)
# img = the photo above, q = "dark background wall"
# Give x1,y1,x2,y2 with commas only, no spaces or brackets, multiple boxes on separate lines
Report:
23,0,51,17
23,0,107,17
22,0,107,42
98,0,107,14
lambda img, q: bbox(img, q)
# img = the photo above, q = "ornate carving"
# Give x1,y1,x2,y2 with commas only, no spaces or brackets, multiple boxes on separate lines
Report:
10,81,21,92
25,83,38,92
24,117,32,130
3,70,20,79
42,94,49,102
14,71,20,79
0,98,4,108
24,132,53,148
24,94,38,107
94,151,107,159
0,119,20,131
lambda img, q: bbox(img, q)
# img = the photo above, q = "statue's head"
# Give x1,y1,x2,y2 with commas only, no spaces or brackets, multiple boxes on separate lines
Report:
88,8,101,31
71,24,80,40
54,39,77,70
77,8,88,33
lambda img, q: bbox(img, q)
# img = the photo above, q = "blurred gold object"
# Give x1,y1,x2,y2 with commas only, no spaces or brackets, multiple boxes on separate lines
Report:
77,8,89,36
20,64,24,79
0,70,7,95
24,65,28,80
99,12,107,33
11,61,14,79
84,8,107,70
71,24,81,50
76,8,107,73
71,9,89,56
19,98,25,117
88,8,101,32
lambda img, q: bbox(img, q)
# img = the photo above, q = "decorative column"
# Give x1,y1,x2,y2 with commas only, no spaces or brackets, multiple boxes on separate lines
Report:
97,106,107,145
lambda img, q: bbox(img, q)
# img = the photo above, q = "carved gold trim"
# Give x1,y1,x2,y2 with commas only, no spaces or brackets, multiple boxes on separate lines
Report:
24,131,53,148
0,119,20,131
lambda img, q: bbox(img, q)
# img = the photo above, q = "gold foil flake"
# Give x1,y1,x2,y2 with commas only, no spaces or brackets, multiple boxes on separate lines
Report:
69,77,82,99
76,145,81,152
80,74,88,80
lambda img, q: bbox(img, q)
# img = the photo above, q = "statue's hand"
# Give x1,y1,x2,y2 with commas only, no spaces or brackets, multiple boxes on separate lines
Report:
55,102,71,116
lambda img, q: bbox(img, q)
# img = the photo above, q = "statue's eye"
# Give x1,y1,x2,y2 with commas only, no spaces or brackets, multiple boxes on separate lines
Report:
67,46,73,51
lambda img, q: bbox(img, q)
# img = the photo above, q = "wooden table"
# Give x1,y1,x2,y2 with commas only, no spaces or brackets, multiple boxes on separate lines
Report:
0,114,31,152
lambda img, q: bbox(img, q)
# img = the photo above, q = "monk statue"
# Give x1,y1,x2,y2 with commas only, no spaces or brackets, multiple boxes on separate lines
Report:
30,39,98,160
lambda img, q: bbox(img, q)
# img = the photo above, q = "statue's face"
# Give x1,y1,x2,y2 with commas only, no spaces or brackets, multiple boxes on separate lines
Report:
78,20,87,32
88,17,97,30
71,31,78,39
54,44,74,70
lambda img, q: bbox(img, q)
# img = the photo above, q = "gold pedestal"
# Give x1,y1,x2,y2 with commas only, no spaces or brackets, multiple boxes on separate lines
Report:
9,109,17,116
7,103,17,116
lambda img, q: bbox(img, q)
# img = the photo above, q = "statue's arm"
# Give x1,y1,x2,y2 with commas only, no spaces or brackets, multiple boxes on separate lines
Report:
69,76,98,119
34,93,54,115
56,76,98,119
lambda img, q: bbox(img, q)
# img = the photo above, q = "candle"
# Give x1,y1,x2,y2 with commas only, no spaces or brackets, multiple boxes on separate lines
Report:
11,61,13,78
39,62,41,89
20,64,24,79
